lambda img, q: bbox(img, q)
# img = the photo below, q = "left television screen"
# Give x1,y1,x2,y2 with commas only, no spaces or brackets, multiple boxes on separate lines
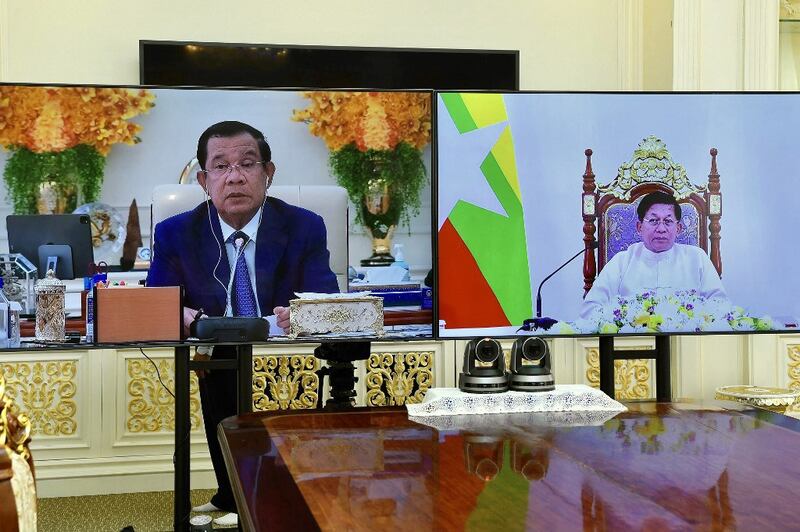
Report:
0,84,434,341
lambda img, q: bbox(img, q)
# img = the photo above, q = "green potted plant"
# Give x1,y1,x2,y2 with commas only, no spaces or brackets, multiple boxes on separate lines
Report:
0,86,155,214
293,91,431,265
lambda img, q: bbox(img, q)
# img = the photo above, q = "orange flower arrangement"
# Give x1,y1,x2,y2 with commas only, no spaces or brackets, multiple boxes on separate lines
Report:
0,86,155,214
293,91,431,239
292,91,430,151
0,86,154,154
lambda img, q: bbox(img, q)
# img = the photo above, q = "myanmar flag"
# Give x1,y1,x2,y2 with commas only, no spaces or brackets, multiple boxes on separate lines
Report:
439,93,532,329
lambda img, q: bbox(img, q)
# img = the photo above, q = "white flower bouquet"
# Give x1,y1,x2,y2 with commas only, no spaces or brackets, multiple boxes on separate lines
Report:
552,289,774,334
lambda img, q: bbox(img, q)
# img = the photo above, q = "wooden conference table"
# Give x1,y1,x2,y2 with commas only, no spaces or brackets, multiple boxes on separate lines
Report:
219,401,800,531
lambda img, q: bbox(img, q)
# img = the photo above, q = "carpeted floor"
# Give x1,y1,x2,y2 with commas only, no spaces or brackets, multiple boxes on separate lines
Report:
37,488,235,531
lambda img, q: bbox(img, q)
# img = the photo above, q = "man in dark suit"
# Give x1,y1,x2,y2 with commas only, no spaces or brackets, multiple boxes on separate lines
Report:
147,121,338,526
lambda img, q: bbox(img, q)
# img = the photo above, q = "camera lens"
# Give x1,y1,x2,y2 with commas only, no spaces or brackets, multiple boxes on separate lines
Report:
475,338,500,363
521,337,546,361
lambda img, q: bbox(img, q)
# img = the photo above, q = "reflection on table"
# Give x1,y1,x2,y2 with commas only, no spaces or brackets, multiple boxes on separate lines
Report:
218,401,800,531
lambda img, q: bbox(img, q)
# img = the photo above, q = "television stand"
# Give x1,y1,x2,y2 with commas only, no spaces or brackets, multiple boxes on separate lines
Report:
598,335,671,401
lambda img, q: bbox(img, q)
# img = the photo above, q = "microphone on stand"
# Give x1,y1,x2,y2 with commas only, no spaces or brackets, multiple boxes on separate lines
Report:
520,242,599,331
190,232,269,342
225,235,249,316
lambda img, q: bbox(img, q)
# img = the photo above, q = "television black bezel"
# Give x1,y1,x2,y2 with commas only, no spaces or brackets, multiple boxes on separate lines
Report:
138,39,520,91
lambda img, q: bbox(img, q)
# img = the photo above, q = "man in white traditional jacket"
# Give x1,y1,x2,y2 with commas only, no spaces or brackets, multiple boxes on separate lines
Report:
580,191,727,319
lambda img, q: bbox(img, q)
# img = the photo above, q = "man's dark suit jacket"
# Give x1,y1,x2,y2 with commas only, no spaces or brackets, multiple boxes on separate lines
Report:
146,197,339,316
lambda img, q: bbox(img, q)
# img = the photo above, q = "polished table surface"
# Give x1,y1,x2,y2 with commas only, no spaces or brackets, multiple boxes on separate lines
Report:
219,401,800,531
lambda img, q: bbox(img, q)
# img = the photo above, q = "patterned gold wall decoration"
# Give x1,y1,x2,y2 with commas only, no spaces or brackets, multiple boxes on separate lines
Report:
788,345,800,389
253,355,319,411
366,351,433,406
127,359,201,432
1,361,77,436
786,345,800,414
585,348,651,400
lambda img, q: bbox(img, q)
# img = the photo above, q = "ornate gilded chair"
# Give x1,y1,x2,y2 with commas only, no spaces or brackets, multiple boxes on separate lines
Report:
581,135,722,294
0,373,36,531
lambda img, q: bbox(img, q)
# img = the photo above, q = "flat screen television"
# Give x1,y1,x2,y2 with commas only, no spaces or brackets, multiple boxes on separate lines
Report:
0,83,434,341
435,91,800,338
139,40,519,90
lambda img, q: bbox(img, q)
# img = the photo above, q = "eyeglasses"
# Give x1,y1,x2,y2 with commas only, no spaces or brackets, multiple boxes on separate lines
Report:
204,160,267,178
643,217,677,228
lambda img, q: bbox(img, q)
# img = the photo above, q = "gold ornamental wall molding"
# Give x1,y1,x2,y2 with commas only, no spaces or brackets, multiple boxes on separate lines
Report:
786,344,800,415
782,0,800,18
585,347,651,400
127,358,201,433
366,351,434,406
1,361,77,436
253,354,319,411
788,344,800,389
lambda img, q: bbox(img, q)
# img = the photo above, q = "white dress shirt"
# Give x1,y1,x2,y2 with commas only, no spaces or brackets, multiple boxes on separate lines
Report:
216,209,279,333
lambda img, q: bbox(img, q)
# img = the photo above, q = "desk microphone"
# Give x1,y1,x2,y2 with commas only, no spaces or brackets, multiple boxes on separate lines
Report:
522,242,599,331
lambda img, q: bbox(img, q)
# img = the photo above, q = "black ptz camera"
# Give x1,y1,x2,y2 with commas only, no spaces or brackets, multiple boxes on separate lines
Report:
509,337,555,392
458,338,509,393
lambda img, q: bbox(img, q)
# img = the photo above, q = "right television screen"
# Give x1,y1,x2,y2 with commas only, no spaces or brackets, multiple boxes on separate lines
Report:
436,92,800,338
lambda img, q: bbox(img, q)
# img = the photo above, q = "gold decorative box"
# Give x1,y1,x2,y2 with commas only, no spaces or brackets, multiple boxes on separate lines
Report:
288,294,384,338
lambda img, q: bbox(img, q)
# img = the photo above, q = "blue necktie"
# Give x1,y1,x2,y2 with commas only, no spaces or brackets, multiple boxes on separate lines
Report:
229,231,258,317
